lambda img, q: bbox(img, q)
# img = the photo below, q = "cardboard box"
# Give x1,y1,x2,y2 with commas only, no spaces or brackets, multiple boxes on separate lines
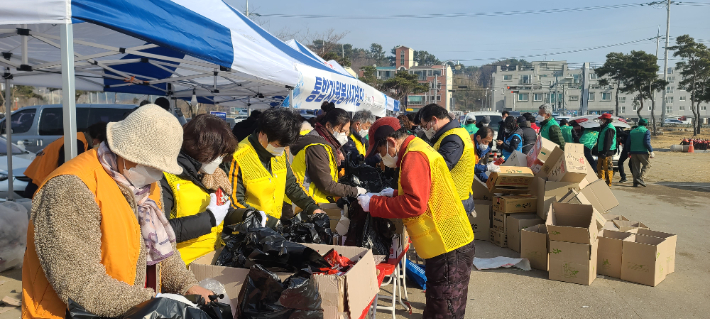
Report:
557,190,608,231
490,230,507,248
614,220,649,232
493,195,537,214
635,229,677,274
620,234,676,287
520,225,549,271
492,210,508,232
502,150,528,167
190,244,379,318
547,143,588,183
472,176,494,200
387,219,410,262
578,179,619,213
320,203,342,231
471,200,492,242
549,240,598,285
597,230,634,278
546,202,602,245
486,166,535,194
527,136,564,177
532,179,580,220
506,214,544,253
579,159,599,189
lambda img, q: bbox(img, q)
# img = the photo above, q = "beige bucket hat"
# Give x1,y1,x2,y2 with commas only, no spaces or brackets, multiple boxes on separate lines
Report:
106,104,183,175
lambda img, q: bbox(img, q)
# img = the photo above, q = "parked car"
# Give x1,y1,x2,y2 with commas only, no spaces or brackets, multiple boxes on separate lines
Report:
664,119,684,125
0,137,36,198
0,104,138,153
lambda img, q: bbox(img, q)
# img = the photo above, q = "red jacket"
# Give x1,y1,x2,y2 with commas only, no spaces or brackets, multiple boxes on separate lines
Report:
531,123,541,134
370,136,431,219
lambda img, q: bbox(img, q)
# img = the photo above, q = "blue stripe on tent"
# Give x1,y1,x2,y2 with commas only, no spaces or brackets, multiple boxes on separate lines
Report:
71,0,233,68
103,45,186,95
295,41,323,63
224,4,343,76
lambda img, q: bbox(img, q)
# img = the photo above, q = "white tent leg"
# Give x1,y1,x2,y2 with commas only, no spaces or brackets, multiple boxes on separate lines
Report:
60,24,78,161
4,72,13,201
288,89,293,109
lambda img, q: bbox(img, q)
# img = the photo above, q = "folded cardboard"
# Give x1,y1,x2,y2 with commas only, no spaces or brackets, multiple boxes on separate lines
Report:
597,230,634,278
472,176,494,200
579,179,619,213
620,234,676,287
471,200,492,242
527,136,564,177
579,159,599,189
614,220,649,232
493,195,537,214
547,143,588,183
635,229,677,274
601,215,629,231
520,224,549,271
190,244,378,319
502,150,528,167
492,210,508,232
486,166,535,194
490,230,507,248
546,202,602,245
549,240,598,285
506,214,544,253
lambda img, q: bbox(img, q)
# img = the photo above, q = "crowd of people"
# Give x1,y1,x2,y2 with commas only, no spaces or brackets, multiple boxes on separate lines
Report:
19,99,659,319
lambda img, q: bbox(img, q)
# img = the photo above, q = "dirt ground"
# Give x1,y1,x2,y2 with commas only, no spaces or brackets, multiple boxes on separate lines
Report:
649,126,710,148
617,151,710,183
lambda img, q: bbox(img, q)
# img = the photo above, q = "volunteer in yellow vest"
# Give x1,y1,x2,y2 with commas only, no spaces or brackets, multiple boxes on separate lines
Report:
418,104,476,216
23,122,107,198
290,105,366,204
159,114,237,266
356,117,474,319
229,109,325,223
342,110,375,158
22,105,212,319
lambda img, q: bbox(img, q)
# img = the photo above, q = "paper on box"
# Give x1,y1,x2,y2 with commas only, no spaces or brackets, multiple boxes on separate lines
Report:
493,195,537,214
620,234,675,287
597,230,634,278
506,214,544,253
520,224,549,271
502,150,528,167
635,229,677,274
545,202,602,245
486,166,534,194
471,200,492,242
190,244,378,318
490,230,507,248
549,240,598,285
547,143,587,183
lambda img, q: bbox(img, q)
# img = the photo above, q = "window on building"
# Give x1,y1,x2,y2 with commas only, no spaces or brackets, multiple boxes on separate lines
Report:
533,93,543,101
648,105,652,111
433,70,441,76
569,95,579,101
588,92,595,101
619,97,626,103
702,106,707,111
518,93,529,101
666,97,673,104
633,105,638,111
668,67,674,74
679,96,686,101
666,86,673,94
680,106,685,111
550,93,562,103
408,96,423,105
400,51,404,66
427,70,432,77
590,73,598,80
521,75,531,84
573,74,581,84
621,106,626,113
437,96,441,101
666,106,672,113
503,75,512,81
667,76,675,82
602,92,612,101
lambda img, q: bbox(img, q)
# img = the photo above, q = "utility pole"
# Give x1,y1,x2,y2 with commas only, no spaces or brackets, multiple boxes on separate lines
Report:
653,27,661,124
245,0,249,17
660,0,671,126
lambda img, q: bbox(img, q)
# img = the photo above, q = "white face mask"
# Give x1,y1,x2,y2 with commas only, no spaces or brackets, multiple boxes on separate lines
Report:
536,115,545,122
123,160,163,189
382,142,398,168
358,129,369,138
200,156,224,175
266,143,286,156
334,132,349,145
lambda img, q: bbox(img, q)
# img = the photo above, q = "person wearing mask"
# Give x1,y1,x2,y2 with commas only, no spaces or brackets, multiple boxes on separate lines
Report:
232,110,262,142
559,119,574,143
517,115,537,155
497,116,523,160
357,117,474,318
596,113,617,187
579,127,599,173
496,110,509,142
463,114,478,136
343,110,375,158
570,120,582,143
537,104,566,149
159,114,237,265
524,112,540,134
473,127,497,182
23,122,107,198
290,107,366,203
627,118,655,187
230,109,326,223
419,104,476,216
22,105,212,319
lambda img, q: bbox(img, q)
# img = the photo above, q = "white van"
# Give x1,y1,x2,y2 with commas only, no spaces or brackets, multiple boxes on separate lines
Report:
0,104,137,153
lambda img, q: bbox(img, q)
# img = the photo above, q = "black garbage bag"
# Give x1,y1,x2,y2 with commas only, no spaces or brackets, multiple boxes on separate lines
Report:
339,150,388,193
216,225,330,273
184,295,233,319
237,264,323,319
66,299,107,319
281,213,334,245
344,202,396,256
66,298,212,319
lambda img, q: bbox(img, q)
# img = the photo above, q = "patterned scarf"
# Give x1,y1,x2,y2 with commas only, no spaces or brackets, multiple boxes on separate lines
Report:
96,142,176,265
314,122,343,166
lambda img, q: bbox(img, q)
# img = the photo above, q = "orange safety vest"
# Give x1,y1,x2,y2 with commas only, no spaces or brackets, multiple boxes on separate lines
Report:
24,134,89,188
22,149,161,319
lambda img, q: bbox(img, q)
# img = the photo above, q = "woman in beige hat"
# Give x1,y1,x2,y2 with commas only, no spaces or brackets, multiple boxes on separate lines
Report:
22,104,212,319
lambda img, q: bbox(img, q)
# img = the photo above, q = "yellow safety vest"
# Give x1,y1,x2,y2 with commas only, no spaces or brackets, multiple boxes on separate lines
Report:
399,137,474,259
432,127,475,201
349,134,366,157
291,143,338,204
300,130,311,136
231,138,288,218
163,173,222,265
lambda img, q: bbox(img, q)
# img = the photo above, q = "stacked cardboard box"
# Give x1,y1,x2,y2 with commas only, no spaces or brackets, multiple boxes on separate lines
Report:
485,166,536,248
471,200,492,242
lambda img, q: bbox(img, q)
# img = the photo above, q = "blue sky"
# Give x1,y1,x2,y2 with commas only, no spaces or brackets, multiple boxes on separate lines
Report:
226,0,709,68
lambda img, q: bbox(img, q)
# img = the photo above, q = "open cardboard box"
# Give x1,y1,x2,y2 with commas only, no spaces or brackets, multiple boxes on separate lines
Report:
545,202,604,245
472,176,494,200
578,179,619,213
529,177,580,220
614,220,649,232
502,150,528,167
493,195,537,214
620,232,677,287
527,136,564,177
635,229,677,274
486,166,534,194
506,214,543,253
471,200,492,242
597,230,634,278
547,143,588,183
520,224,549,271
190,244,379,319
549,240,598,285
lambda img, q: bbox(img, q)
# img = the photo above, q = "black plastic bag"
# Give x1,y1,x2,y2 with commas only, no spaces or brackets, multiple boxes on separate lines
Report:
344,202,396,256
281,213,334,245
184,295,233,319
66,299,108,319
339,150,388,193
237,264,323,319
66,298,212,319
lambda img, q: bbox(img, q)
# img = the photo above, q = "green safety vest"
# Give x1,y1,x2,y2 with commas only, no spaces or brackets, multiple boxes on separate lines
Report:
579,131,599,150
597,123,617,152
463,123,478,136
540,118,560,139
630,126,649,153
560,126,573,143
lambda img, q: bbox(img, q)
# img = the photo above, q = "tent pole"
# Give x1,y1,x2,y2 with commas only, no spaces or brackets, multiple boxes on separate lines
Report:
60,24,78,161
289,88,294,109
4,69,13,201
21,24,28,65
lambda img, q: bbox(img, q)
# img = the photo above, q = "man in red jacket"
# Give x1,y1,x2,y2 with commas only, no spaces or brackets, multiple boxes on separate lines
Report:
357,117,475,318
